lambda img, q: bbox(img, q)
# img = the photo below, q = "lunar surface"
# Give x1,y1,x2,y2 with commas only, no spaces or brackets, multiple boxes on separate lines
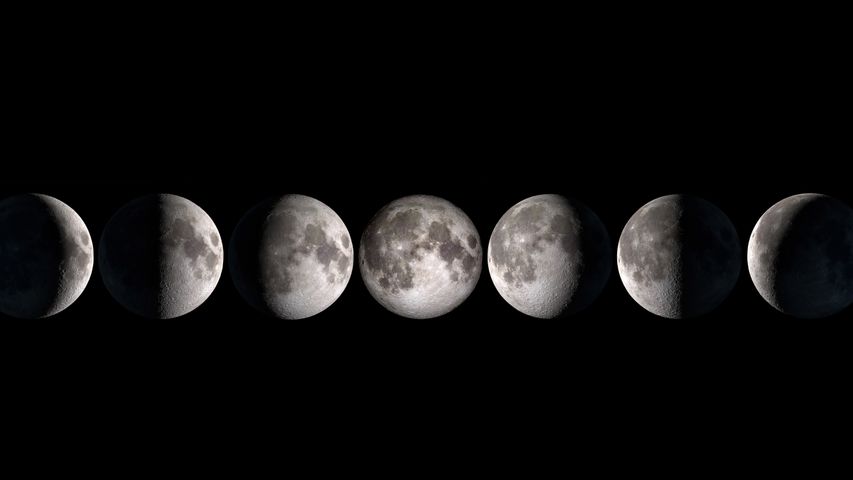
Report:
229,195,353,319
99,194,223,319
488,194,611,318
747,193,853,318
359,195,482,319
0,194,93,318
617,195,741,319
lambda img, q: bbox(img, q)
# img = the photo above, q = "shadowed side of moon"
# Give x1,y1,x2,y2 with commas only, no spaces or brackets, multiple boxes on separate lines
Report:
748,193,853,318
488,194,611,318
229,194,354,319
0,194,94,318
617,195,741,319
99,194,223,319
359,195,482,319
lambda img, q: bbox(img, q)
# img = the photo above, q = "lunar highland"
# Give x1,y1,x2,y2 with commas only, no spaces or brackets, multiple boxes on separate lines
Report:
0,194,93,318
229,194,353,319
748,193,853,318
617,194,741,319
488,194,611,318
359,195,482,319
99,194,223,319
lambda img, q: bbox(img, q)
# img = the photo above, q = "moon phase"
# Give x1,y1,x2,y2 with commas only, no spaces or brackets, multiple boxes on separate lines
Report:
488,194,611,318
99,194,223,319
747,193,853,318
617,194,741,319
229,194,353,319
359,195,482,319
0,194,94,318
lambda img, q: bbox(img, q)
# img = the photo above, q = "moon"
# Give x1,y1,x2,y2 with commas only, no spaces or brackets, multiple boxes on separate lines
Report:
0,194,93,318
359,195,482,319
747,193,853,318
488,194,611,318
229,194,353,319
99,194,223,319
617,194,741,319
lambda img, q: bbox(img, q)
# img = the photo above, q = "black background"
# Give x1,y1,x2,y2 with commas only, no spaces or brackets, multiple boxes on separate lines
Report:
2,18,851,406
5,45,849,327
3,12,853,460
7,154,851,327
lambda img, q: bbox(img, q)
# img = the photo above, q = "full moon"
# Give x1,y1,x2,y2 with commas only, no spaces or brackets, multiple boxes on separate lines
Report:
747,193,853,318
359,195,482,319
229,194,354,319
99,194,223,319
488,194,611,318
617,194,741,319
0,194,94,318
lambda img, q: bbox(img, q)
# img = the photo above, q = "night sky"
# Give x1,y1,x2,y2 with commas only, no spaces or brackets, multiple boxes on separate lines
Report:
5,19,853,454
6,129,849,326
3,35,850,376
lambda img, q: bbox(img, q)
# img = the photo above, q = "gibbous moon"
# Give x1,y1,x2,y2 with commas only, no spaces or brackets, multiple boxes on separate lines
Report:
229,194,354,319
747,193,853,318
99,194,223,319
359,195,482,319
488,194,611,318
0,194,93,318
617,194,741,319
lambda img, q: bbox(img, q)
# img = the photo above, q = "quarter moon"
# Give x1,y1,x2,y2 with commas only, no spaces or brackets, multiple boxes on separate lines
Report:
359,195,482,319
747,193,853,318
99,194,223,319
229,194,354,319
0,194,94,318
488,194,611,318
617,194,741,319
